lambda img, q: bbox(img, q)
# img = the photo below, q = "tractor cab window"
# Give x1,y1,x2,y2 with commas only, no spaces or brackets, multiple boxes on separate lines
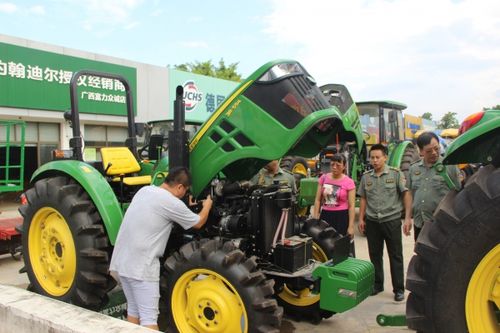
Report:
383,108,404,142
398,112,405,141
243,63,331,130
140,121,201,159
146,121,201,142
358,104,380,145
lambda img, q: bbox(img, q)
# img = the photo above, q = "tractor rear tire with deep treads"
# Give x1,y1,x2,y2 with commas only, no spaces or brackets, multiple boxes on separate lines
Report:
400,145,420,181
280,156,309,187
276,219,342,323
406,164,500,333
19,176,115,310
163,238,283,333
280,156,309,177
399,145,420,218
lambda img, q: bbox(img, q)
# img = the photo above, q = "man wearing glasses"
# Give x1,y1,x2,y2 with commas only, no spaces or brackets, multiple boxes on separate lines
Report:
110,166,213,330
408,131,461,240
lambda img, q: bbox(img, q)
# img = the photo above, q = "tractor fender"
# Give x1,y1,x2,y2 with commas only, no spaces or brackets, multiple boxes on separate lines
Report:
388,141,415,168
30,160,123,245
444,112,500,165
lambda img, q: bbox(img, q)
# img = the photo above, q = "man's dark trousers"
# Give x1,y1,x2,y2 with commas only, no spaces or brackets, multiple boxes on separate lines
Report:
365,217,405,293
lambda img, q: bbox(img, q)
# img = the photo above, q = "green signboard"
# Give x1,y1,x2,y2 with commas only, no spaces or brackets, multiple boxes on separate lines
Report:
0,42,137,116
168,69,238,123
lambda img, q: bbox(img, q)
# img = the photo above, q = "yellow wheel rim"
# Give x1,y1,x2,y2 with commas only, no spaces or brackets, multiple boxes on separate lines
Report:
171,268,248,333
29,207,76,296
292,163,307,177
278,242,327,307
465,244,500,333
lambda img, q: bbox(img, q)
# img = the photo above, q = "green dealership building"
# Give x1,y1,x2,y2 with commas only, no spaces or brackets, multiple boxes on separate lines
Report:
0,34,237,180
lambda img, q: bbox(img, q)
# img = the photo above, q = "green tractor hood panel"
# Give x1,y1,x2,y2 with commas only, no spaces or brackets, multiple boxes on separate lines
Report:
188,60,345,196
320,84,365,154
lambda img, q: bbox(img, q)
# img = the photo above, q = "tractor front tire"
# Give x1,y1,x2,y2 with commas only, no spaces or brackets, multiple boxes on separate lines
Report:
406,164,500,333
20,176,115,310
163,238,283,333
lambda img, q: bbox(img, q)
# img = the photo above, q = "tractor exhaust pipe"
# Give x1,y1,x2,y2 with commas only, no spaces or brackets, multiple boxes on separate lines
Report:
168,85,189,169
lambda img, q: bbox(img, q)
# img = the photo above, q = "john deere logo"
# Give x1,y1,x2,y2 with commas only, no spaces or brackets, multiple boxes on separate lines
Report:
183,81,203,112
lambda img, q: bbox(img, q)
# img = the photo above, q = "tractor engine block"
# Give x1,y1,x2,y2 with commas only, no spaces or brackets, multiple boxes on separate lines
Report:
210,179,301,265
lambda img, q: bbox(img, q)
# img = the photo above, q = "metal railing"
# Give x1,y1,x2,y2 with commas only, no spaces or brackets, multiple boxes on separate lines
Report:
0,120,25,193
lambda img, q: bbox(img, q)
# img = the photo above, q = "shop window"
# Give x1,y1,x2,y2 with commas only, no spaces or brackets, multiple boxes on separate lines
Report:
25,122,39,142
84,125,129,160
39,123,60,142
85,125,107,143
107,126,128,143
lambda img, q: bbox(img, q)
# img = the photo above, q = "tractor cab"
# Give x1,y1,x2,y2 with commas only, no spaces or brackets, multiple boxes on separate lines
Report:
356,100,418,176
357,100,406,146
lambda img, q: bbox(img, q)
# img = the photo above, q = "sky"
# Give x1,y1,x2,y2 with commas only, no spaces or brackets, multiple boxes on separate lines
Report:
1,0,500,122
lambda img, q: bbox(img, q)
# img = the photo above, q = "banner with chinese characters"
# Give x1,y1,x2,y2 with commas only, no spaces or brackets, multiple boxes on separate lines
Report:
0,42,137,116
168,68,238,123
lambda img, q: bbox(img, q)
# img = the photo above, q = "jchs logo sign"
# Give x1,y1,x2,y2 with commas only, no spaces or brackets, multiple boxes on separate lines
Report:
183,81,203,112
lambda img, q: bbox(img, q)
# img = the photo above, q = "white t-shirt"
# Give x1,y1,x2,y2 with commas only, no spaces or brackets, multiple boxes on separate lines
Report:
109,185,199,281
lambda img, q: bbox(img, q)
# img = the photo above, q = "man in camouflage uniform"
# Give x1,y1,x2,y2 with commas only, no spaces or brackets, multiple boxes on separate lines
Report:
250,160,297,192
409,131,461,240
358,144,412,302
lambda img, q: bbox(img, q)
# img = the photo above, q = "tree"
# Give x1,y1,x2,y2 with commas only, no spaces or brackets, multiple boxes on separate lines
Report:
483,105,500,110
421,112,433,120
438,112,460,129
174,59,242,82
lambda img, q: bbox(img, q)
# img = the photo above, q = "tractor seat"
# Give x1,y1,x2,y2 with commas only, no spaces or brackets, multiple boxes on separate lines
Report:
100,147,151,186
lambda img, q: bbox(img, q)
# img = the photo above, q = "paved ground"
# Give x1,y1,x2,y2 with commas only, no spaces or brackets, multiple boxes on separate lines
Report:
0,195,413,332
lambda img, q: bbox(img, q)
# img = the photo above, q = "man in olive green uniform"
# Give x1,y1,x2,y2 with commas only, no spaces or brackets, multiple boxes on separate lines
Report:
358,144,412,302
250,160,297,192
409,131,461,240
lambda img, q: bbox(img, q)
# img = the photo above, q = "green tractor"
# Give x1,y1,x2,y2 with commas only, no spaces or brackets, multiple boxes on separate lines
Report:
356,99,419,177
405,109,500,333
284,84,419,188
19,61,375,332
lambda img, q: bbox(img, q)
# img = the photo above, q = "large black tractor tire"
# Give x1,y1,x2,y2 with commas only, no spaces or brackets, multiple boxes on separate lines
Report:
406,164,500,333
280,156,309,184
400,145,420,181
19,176,115,310
163,238,283,333
276,219,343,323
399,145,420,218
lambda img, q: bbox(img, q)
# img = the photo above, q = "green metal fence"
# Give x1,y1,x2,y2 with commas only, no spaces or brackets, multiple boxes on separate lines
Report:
0,120,25,193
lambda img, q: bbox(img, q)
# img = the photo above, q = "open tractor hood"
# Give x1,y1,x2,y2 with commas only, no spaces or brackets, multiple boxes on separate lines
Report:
188,60,345,196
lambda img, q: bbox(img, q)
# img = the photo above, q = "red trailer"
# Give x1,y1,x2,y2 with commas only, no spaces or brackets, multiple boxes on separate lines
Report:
0,120,25,259
0,216,22,259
